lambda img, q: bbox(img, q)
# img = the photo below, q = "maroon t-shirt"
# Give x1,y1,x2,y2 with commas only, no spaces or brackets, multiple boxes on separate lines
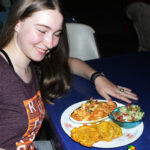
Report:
0,55,45,150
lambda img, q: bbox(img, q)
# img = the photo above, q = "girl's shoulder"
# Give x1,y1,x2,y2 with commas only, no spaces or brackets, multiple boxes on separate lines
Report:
0,54,12,73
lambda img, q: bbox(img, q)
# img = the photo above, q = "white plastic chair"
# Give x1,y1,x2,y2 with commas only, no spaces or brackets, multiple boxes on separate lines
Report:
66,23,100,61
127,2,150,52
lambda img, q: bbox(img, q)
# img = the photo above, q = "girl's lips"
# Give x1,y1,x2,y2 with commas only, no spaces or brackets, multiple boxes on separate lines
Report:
39,49,47,53
37,47,48,55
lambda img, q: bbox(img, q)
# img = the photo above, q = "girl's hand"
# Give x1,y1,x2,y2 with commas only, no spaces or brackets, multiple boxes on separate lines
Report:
94,76,138,103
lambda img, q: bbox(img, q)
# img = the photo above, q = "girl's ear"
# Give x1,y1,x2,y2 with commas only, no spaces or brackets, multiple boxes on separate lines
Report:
14,21,21,32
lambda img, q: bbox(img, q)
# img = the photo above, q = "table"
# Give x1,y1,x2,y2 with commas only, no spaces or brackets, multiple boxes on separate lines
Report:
45,52,150,150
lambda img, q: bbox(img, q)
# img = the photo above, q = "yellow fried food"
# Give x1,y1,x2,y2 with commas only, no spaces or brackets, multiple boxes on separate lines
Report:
71,120,123,147
110,121,123,138
96,121,123,142
71,125,100,147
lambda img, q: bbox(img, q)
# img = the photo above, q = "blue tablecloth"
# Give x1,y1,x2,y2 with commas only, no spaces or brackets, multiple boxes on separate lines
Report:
45,52,150,150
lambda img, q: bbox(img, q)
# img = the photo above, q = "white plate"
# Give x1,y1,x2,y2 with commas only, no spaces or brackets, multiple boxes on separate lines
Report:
69,99,116,124
60,99,144,148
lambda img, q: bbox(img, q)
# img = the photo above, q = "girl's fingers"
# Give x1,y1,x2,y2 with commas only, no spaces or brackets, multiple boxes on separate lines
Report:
117,85,132,92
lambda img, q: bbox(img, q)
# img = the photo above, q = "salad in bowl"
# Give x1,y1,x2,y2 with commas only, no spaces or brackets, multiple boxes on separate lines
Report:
109,104,145,128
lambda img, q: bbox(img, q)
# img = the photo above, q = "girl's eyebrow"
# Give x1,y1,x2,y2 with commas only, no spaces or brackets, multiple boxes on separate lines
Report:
36,24,63,32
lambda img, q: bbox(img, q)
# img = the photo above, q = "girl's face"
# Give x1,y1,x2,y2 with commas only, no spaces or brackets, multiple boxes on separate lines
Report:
15,9,63,62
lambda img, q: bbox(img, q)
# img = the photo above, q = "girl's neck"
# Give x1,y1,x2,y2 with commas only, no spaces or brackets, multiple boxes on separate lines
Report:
3,38,30,71
2,40,32,83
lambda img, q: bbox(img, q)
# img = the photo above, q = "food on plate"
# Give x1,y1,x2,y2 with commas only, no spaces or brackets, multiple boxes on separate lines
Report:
71,125,100,147
113,104,144,122
71,97,117,121
71,120,123,147
96,120,123,142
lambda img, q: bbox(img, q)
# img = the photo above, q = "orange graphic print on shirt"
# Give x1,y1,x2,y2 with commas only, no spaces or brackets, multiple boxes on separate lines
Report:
16,90,45,150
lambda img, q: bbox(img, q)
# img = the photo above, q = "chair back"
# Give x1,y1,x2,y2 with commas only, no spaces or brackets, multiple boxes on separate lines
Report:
127,2,150,52
66,23,100,60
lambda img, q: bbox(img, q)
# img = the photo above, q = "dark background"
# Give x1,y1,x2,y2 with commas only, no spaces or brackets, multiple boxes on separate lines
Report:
61,0,139,58
0,0,142,58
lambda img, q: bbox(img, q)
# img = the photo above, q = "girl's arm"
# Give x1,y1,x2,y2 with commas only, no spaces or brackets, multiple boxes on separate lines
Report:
68,57,138,103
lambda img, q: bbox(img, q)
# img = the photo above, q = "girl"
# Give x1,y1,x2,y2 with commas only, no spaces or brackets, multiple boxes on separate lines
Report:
0,0,138,149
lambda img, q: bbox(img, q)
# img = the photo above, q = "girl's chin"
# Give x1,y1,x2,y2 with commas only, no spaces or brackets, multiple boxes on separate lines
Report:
32,56,45,62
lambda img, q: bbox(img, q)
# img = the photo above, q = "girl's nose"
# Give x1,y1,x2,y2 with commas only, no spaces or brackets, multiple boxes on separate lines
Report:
44,35,53,49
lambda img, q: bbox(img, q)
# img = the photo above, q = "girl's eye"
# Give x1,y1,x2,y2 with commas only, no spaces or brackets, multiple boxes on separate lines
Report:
38,30,46,34
55,32,62,37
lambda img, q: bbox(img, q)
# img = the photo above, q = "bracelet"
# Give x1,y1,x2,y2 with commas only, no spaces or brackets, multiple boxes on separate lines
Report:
90,71,105,84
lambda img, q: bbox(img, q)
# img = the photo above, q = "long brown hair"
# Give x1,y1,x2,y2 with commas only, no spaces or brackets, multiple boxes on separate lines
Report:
0,0,72,102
